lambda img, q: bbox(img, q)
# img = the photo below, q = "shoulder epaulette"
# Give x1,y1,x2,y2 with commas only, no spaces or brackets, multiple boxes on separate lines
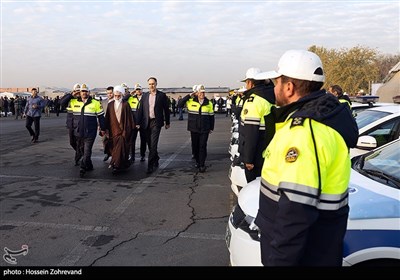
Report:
290,117,305,128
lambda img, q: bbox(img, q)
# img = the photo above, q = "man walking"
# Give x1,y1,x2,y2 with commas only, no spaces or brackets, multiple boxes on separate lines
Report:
23,88,44,143
137,77,170,174
178,84,214,173
105,85,134,174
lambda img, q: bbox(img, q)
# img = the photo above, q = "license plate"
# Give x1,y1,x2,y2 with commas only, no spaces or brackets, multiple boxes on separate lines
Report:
225,224,231,249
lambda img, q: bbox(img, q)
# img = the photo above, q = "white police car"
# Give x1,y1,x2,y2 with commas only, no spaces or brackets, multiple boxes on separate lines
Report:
352,105,400,158
226,139,400,266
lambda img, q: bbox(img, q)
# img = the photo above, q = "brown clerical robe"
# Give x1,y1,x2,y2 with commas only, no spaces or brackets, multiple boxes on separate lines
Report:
105,100,135,170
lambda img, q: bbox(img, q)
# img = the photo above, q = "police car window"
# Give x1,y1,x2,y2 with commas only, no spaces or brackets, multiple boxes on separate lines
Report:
355,110,391,130
364,141,400,183
365,118,399,147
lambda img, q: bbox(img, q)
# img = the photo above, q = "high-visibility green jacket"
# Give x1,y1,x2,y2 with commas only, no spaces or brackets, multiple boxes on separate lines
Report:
239,84,275,167
178,94,215,133
255,91,359,266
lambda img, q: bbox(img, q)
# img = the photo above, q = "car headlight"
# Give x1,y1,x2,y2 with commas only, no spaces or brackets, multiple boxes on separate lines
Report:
230,204,260,241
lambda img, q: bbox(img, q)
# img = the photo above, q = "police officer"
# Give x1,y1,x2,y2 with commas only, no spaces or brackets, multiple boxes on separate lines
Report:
254,50,359,266
75,84,106,177
60,84,84,165
178,84,214,173
328,85,352,108
125,83,146,162
239,68,275,182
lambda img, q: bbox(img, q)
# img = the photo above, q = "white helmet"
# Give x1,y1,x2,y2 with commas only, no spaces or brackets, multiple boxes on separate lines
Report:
197,84,206,92
80,83,89,91
134,83,142,90
240,67,261,82
73,83,80,91
255,50,325,82
192,85,199,92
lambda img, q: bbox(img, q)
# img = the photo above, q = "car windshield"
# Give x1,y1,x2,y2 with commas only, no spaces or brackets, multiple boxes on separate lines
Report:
355,110,391,129
359,141,400,188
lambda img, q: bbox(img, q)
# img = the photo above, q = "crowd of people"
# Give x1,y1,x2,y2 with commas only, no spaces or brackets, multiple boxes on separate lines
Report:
16,49,361,266
0,94,62,119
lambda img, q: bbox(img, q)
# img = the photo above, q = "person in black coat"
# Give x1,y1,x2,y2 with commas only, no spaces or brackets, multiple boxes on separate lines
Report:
136,77,170,174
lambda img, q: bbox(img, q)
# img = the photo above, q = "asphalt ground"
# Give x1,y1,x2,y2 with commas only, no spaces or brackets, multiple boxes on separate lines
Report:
0,112,237,270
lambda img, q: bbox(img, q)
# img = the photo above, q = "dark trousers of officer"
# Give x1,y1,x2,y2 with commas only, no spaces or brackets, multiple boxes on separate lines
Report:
25,116,41,140
76,137,95,170
191,132,209,168
131,127,147,159
146,119,161,170
178,108,183,120
68,128,77,151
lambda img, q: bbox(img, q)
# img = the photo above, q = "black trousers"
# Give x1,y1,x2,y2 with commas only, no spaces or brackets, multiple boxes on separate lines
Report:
131,127,147,158
25,116,41,140
76,137,95,170
68,128,77,151
191,132,209,167
146,119,161,168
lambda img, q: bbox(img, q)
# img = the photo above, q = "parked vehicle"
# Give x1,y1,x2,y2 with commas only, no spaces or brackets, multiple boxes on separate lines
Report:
226,139,400,266
352,105,400,158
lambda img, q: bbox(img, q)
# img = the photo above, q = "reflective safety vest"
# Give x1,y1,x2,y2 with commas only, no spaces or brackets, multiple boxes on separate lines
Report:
339,98,351,108
261,117,350,210
77,98,105,138
240,93,273,131
127,95,140,112
69,98,84,130
239,93,274,165
71,98,84,116
184,95,215,133
127,95,140,123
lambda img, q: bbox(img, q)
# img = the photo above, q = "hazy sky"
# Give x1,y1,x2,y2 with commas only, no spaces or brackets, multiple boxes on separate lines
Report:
1,0,399,90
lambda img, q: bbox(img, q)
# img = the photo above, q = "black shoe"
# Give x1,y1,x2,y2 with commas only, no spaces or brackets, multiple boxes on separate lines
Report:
154,160,159,167
140,157,145,162
103,154,110,161
194,163,200,168
74,160,80,166
79,168,86,177
199,166,206,173
112,167,118,175
86,166,94,171
146,167,153,174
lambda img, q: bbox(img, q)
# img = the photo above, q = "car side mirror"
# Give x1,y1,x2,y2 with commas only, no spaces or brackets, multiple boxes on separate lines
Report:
356,135,377,150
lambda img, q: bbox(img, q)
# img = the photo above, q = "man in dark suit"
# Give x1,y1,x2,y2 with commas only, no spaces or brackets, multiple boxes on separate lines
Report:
137,77,170,174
